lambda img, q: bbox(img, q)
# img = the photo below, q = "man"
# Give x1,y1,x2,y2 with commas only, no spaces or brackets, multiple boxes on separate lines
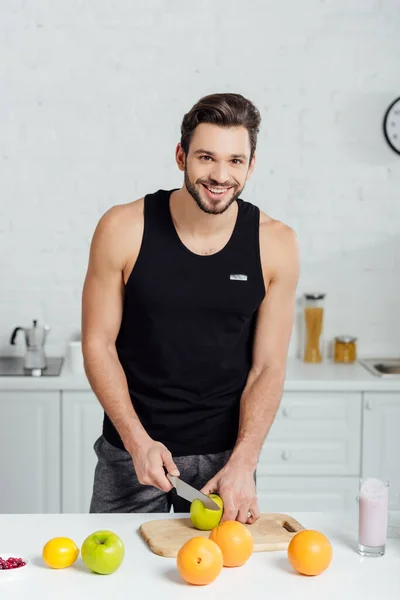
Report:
82,93,300,524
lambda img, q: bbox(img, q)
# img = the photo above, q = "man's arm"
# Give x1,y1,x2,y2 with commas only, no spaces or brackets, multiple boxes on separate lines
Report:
82,203,179,491
201,221,300,523
229,222,300,469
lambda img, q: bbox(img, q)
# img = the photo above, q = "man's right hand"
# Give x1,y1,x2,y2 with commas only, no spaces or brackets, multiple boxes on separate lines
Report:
129,439,180,492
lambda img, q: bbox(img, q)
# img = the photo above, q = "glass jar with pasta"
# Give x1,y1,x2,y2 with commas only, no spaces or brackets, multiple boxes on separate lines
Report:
303,293,326,363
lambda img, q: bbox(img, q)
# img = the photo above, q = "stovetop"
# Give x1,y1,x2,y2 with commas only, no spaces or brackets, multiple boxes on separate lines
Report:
0,356,64,377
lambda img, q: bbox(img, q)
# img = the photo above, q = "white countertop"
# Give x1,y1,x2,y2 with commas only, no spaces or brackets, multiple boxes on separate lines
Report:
1,512,399,599
1,357,400,392
284,358,400,392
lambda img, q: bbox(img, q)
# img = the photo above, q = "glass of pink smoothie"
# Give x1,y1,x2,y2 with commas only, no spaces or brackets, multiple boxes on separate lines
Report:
358,477,389,557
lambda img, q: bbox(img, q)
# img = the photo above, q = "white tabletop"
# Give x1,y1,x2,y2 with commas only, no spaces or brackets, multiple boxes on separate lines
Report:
0,512,399,599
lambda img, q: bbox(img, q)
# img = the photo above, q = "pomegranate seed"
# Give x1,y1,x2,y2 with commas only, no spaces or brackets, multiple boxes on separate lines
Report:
0,555,25,570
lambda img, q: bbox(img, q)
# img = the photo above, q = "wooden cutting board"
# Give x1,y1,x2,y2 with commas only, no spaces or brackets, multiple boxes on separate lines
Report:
139,513,305,558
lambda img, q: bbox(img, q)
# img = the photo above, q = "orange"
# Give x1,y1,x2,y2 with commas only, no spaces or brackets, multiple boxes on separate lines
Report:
209,520,254,567
42,537,79,569
287,529,332,576
177,536,223,585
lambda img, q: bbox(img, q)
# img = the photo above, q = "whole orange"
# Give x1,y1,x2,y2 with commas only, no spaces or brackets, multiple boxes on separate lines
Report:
209,520,254,567
288,530,332,576
177,536,223,585
42,537,79,569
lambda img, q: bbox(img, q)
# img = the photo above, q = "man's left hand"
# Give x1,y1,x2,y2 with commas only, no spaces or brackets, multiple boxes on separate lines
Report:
200,464,260,525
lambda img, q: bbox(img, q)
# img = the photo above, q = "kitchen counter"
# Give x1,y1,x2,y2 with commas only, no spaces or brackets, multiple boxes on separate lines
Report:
283,358,400,391
1,357,400,392
1,512,399,599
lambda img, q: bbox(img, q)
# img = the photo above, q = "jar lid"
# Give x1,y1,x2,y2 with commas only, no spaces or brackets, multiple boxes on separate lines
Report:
335,335,357,343
304,293,326,300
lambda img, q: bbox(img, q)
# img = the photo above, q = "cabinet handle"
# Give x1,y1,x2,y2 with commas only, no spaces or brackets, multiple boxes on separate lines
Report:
282,408,290,417
365,400,372,411
281,450,291,461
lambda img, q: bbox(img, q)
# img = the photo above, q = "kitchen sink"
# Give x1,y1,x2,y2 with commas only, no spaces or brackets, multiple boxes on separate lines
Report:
359,358,400,378
0,356,63,376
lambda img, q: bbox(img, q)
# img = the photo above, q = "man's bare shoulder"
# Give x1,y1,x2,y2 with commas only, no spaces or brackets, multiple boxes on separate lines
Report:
259,209,297,244
97,197,144,233
89,197,145,271
93,197,143,243
258,210,300,281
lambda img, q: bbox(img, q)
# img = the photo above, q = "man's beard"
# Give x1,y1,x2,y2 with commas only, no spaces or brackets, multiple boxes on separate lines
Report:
184,166,245,215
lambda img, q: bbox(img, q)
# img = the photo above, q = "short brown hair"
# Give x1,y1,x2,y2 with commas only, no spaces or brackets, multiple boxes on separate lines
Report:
180,93,261,163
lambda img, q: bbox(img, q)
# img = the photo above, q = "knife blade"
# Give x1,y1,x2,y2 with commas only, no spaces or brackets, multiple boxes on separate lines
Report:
166,474,221,511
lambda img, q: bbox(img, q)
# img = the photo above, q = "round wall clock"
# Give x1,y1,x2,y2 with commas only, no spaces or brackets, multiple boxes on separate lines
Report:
383,97,400,155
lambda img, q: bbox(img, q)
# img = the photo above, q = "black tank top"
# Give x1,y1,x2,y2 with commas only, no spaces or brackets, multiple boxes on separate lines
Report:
103,188,266,456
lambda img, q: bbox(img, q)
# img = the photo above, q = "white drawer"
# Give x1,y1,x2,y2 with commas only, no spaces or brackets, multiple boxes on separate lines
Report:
259,392,362,475
256,476,359,513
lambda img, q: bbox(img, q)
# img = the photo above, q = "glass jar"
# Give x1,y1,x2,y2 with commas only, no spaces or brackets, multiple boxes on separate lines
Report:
303,293,326,363
334,335,357,363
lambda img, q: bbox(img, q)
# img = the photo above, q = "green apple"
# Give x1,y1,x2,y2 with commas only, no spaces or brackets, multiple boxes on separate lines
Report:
81,530,125,575
190,494,224,531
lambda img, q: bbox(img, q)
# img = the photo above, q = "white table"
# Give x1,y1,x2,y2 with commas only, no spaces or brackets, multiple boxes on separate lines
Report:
0,512,399,599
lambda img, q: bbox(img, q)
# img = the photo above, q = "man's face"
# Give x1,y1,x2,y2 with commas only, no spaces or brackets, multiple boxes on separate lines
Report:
179,123,256,215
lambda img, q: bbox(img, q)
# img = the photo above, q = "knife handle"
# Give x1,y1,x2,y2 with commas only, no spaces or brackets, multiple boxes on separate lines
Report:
163,466,175,486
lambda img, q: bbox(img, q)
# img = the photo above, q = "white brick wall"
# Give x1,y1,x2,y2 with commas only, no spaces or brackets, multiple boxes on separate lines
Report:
1,0,400,360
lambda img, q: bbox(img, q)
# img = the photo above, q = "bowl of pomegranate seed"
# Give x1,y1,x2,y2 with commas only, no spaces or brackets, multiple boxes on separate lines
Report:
0,554,29,575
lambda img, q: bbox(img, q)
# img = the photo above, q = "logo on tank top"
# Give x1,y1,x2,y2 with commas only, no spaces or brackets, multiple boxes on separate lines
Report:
230,274,248,281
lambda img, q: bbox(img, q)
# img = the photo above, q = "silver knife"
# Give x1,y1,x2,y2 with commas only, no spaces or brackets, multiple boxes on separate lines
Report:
166,474,221,511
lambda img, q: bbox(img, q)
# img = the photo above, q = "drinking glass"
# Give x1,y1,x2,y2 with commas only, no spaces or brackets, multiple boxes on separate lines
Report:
357,477,389,557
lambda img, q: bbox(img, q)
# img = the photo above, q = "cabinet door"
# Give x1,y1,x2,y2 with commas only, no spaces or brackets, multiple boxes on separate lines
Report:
0,391,61,513
260,391,362,475
257,477,359,512
62,391,104,513
363,393,400,508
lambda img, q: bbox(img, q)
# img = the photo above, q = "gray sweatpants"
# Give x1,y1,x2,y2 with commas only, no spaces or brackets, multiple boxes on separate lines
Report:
89,435,243,513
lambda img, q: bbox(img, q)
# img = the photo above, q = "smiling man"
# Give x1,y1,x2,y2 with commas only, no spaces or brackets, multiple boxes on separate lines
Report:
82,93,300,524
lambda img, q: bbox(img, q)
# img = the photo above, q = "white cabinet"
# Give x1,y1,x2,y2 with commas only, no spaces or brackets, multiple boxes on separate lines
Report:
0,383,399,515
257,477,359,513
260,391,362,476
362,392,400,507
0,391,61,513
61,391,104,513
255,391,362,512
